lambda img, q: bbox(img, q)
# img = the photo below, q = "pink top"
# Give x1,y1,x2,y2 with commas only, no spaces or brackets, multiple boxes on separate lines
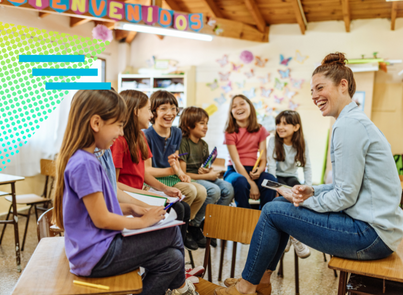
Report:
224,126,270,166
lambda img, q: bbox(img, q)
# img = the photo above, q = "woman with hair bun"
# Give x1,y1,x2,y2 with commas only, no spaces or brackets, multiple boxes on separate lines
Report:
214,52,403,295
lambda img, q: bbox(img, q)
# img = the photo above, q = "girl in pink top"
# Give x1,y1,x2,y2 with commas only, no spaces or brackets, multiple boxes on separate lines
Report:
223,94,277,209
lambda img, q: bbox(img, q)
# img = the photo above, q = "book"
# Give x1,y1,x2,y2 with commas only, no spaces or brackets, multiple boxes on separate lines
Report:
261,179,292,191
148,188,186,203
122,209,184,237
124,191,167,206
202,147,218,168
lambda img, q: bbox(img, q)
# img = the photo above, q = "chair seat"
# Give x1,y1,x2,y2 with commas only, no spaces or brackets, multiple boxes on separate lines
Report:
347,273,403,295
5,194,50,205
195,278,220,295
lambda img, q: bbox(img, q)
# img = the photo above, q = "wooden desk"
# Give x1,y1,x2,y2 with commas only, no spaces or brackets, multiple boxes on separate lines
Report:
12,237,143,295
328,240,403,295
0,173,25,272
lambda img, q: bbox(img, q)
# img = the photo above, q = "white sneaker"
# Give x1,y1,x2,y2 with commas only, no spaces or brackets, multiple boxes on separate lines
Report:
165,279,199,295
291,237,310,258
284,238,292,253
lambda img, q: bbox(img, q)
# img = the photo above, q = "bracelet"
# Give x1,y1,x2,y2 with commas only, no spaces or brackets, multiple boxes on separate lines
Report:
311,186,315,197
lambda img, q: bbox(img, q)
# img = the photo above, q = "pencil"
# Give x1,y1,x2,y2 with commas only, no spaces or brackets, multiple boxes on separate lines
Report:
252,150,263,171
73,280,110,290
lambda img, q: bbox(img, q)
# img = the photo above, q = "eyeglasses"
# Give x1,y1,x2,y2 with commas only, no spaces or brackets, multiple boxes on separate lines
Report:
157,106,178,114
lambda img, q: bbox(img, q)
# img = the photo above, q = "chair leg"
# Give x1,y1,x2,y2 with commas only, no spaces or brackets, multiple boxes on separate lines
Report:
218,240,226,281
230,241,237,278
0,205,13,244
323,252,327,262
21,206,33,251
187,250,195,269
208,251,212,282
278,253,284,277
294,251,299,295
34,205,39,223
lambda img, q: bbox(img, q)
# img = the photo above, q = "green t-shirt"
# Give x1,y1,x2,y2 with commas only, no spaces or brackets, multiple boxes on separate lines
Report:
179,137,209,174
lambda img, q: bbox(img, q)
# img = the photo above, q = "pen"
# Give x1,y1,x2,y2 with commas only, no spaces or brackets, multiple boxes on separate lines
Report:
252,150,263,171
73,280,110,290
178,152,189,157
164,202,175,210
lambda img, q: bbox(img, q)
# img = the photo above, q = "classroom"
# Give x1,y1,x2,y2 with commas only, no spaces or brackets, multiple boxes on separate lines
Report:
1,1,403,294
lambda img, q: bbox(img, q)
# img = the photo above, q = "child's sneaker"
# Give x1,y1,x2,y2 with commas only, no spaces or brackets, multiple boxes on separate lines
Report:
284,238,291,253
166,279,199,295
185,266,205,277
291,237,310,258
188,226,206,248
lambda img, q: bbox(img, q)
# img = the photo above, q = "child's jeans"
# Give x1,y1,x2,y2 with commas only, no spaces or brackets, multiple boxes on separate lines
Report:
190,179,234,227
90,226,185,295
224,165,277,209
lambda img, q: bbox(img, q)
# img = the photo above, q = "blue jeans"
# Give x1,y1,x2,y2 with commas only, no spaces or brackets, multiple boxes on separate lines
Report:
191,179,234,226
90,226,185,295
224,165,277,210
242,197,393,285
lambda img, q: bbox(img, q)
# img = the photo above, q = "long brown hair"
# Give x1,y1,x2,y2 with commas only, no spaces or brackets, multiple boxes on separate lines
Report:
119,90,149,163
53,90,127,230
179,107,209,137
224,94,260,134
274,110,306,167
312,52,356,98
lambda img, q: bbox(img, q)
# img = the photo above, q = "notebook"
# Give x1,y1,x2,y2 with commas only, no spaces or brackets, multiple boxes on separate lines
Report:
124,191,167,206
148,188,186,203
202,147,218,168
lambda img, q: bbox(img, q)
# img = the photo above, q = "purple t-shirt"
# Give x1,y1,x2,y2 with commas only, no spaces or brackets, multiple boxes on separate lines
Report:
63,149,122,276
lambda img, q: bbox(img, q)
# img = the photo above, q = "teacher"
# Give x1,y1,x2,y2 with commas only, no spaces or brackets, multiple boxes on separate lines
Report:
214,52,403,295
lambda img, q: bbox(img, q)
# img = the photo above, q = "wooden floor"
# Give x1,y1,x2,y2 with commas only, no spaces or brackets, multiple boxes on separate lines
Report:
1,212,339,295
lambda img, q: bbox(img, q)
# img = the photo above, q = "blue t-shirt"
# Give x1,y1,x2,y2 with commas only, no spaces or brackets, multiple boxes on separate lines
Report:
63,149,122,276
96,149,117,196
144,126,182,168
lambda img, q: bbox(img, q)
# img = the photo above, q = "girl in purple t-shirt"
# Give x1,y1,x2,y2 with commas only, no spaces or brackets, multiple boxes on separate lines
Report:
223,94,277,210
53,90,198,295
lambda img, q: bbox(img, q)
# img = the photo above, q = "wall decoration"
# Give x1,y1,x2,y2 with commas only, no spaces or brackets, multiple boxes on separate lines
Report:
253,101,263,110
93,24,113,42
231,62,243,72
207,16,216,27
243,87,256,99
274,78,287,90
158,8,174,27
289,100,299,111
219,71,231,81
284,87,297,99
216,55,229,67
255,56,268,67
213,25,224,35
206,79,219,91
280,54,292,66
240,50,254,64
29,0,49,10
244,69,254,79
214,93,227,106
261,87,273,98
278,68,290,79
146,55,156,68
205,104,218,116
295,50,309,64
221,81,232,93
258,73,270,85
290,78,304,89
260,114,276,132
352,91,365,112
236,80,245,89
274,95,284,104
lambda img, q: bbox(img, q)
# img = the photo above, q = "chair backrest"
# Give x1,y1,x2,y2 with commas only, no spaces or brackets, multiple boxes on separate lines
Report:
37,208,62,241
40,159,56,177
213,158,225,168
203,204,261,244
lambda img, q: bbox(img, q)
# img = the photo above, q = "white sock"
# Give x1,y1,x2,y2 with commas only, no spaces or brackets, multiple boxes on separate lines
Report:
177,281,188,294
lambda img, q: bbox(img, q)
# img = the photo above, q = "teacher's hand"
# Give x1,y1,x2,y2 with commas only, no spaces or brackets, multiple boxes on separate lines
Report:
291,185,314,207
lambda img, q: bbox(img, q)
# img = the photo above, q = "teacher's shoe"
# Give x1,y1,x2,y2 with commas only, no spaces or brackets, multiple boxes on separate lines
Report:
223,278,271,295
214,284,257,295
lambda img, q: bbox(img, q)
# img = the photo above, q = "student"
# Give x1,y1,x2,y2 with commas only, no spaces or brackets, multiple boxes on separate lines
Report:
110,90,197,251
143,90,207,243
223,94,277,210
178,107,234,247
215,52,403,295
267,110,312,258
53,89,198,295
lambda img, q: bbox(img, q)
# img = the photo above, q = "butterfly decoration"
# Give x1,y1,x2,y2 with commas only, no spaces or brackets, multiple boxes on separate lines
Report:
295,50,309,64
219,72,231,81
236,80,245,89
231,62,243,72
257,73,270,85
244,69,254,79
207,17,217,27
216,55,229,67
290,78,304,89
274,78,287,91
243,87,256,99
274,95,284,104
146,55,156,68
278,68,291,79
214,93,227,106
221,81,232,93
265,106,274,115
289,100,299,111
214,25,224,35
261,87,273,98
253,101,263,110
284,87,297,99
255,56,268,67
206,79,219,91
280,54,292,66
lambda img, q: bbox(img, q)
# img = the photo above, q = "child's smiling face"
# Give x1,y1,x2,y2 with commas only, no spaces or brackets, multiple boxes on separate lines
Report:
231,96,251,122
154,103,177,129
190,117,208,139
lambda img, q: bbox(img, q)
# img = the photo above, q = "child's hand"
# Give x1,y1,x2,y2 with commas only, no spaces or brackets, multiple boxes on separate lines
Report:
168,154,180,174
249,168,261,180
141,206,166,227
163,186,182,198
178,172,191,183
207,170,220,181
131,205,150,217
291,185,313,207
249,182,260,200
198,167,212,174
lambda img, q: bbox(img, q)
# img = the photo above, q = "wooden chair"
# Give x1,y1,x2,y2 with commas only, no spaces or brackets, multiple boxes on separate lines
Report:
0,159,55,251
212,157,226,179
399,175,403,207
11,208,143,295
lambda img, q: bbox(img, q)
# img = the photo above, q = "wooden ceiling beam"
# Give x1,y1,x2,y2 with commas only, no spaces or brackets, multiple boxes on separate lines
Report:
115,29,129,42
38,12,51,18
70,17,91,28
126,31,138,43
341,0,351,32
289,0,307,35
202,0,224,18
164,0,182,12
244,0,267,33
391,2,398,31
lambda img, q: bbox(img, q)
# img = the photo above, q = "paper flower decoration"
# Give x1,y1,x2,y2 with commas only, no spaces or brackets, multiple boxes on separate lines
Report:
92,24,113,42
240,50,254,64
